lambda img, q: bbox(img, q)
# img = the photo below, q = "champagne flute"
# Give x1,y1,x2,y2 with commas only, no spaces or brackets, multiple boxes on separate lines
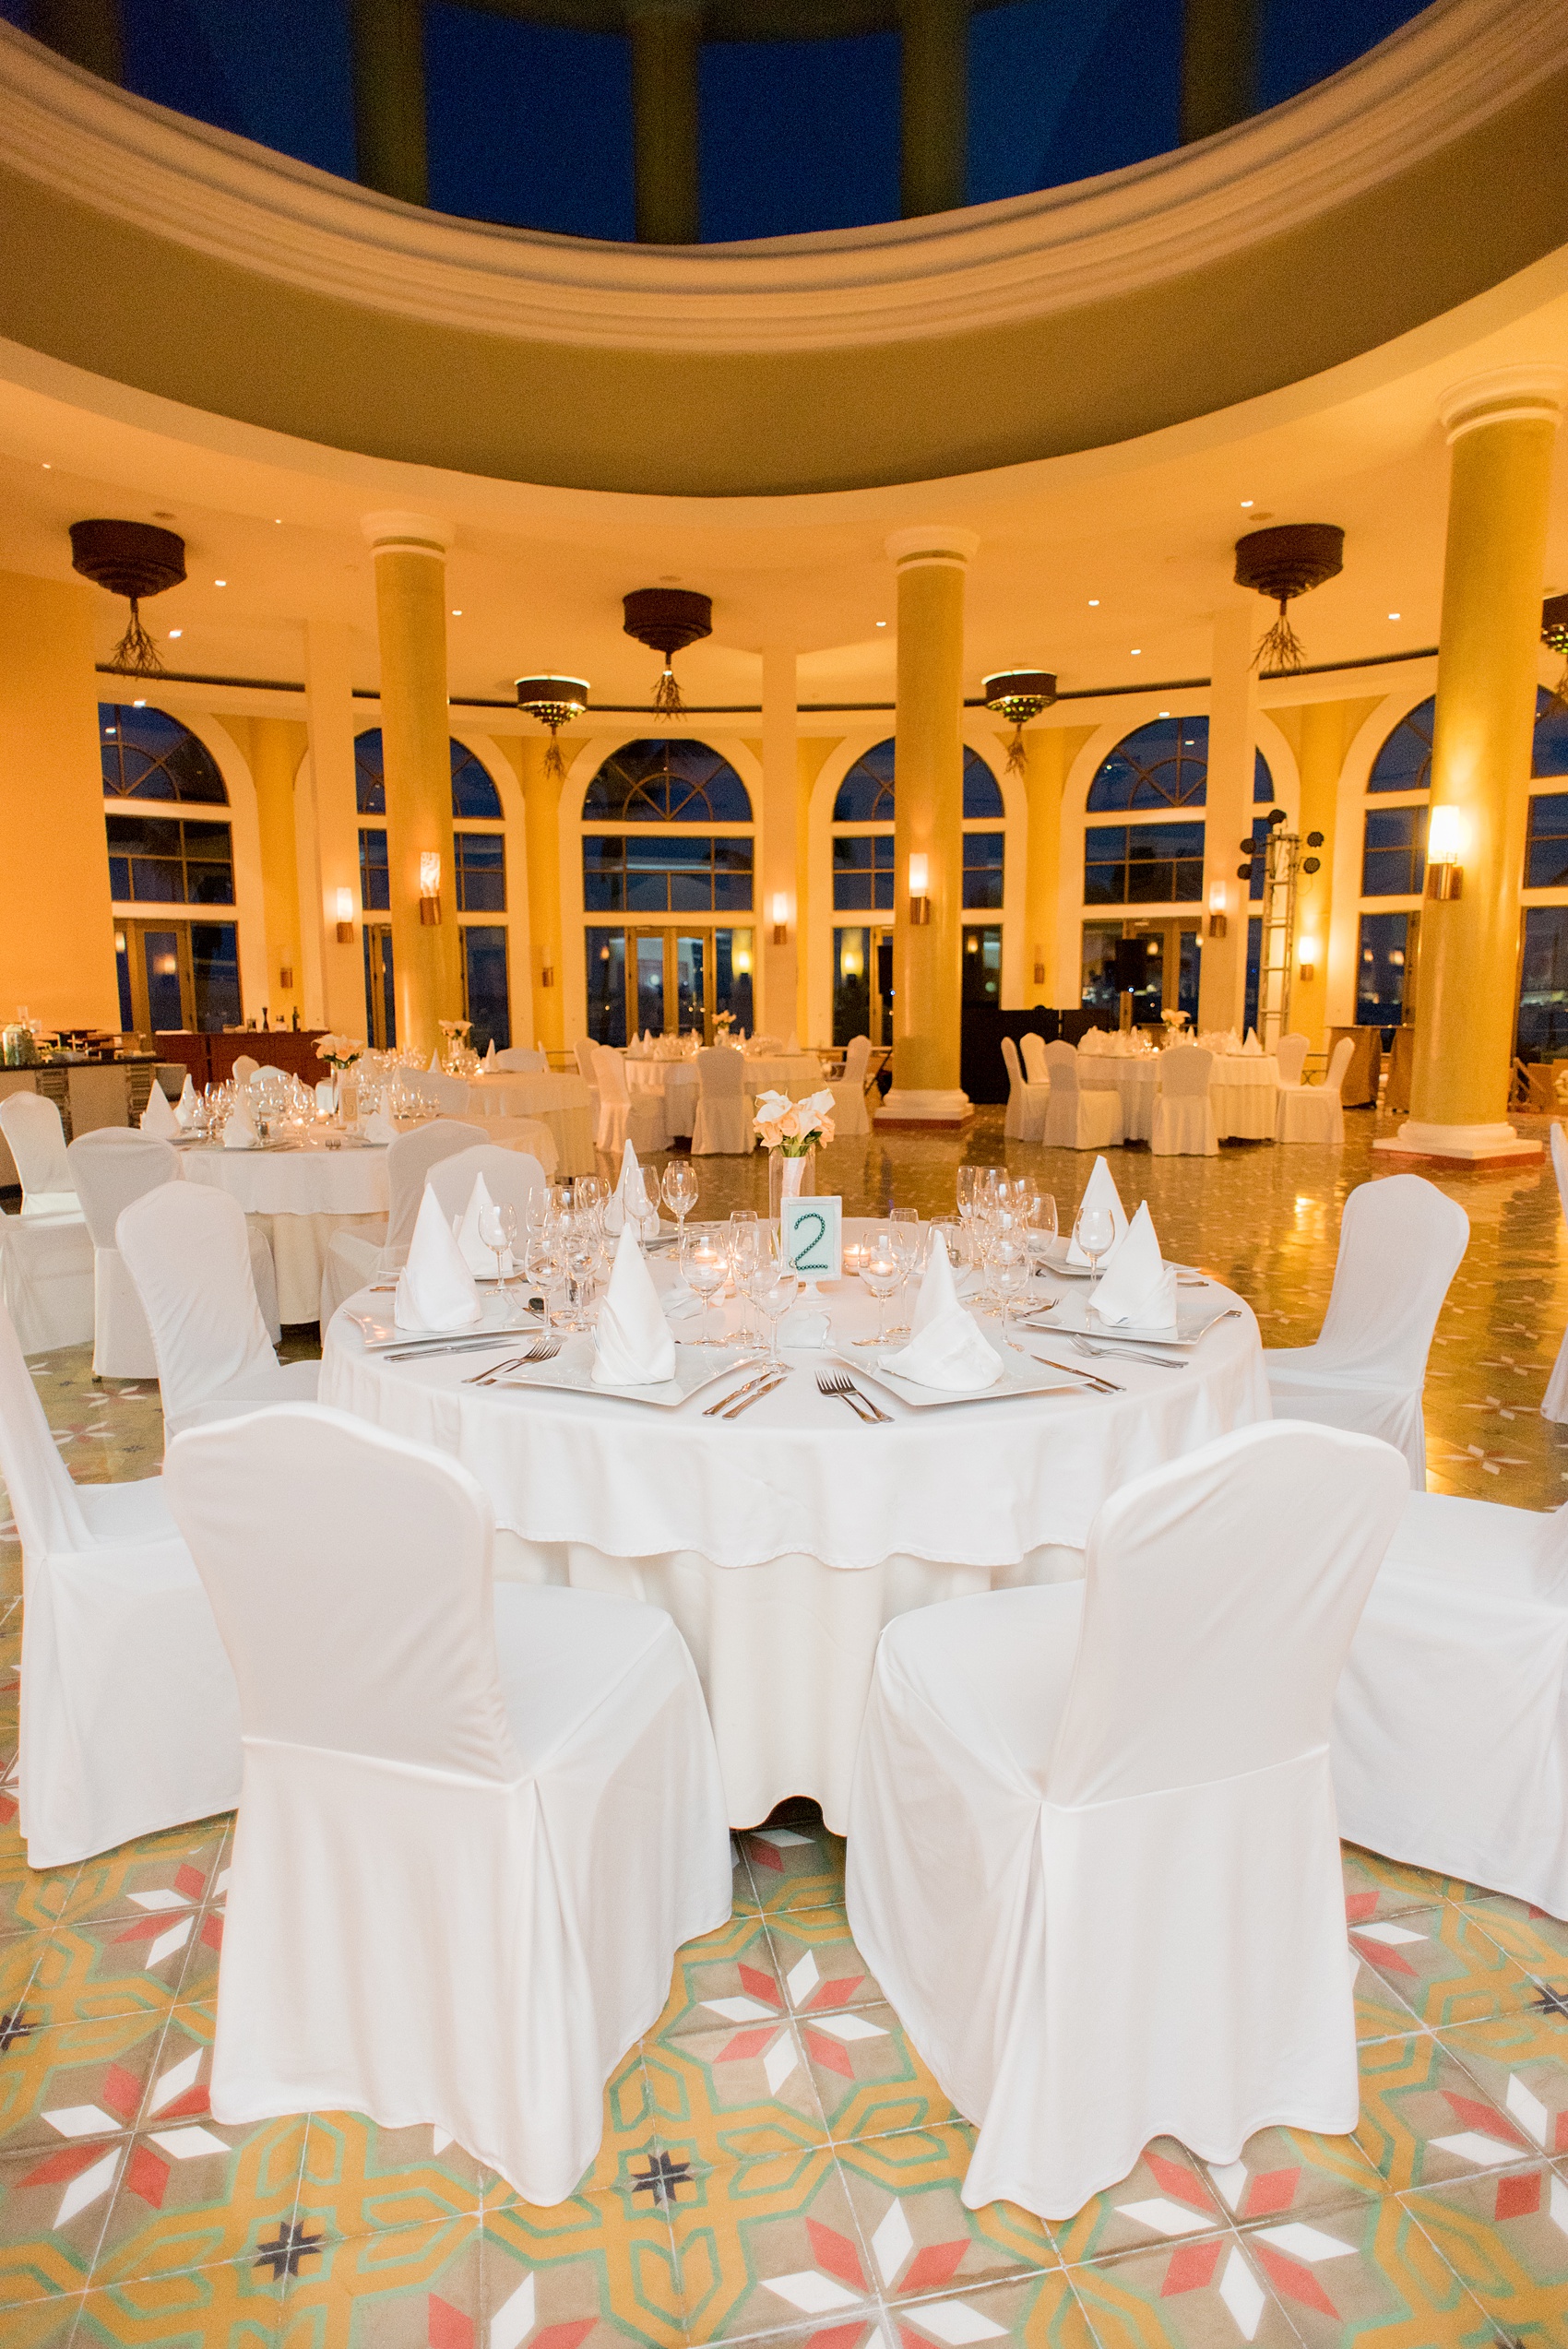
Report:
685,1229,728,1347
751,1261,799,1366
855,1232,901,1347
886,1207,921,1338
729,1213,760,1340
528,1227,566,1329
992,1233,1028,1330
477,1199,517,1287
1074,1204,1117,1301
563,1213,600,1328
662,1161,698,1241
956,1167,979,1232
631,1169,661,1245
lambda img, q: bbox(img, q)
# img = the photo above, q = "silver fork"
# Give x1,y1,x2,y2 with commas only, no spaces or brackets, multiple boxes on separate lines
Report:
1069,1335,1187,1371
467,1335,563,1383
816,1370,890,1424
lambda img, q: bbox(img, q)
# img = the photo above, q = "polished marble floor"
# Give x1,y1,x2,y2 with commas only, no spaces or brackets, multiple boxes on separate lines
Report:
2,1104,1567,2343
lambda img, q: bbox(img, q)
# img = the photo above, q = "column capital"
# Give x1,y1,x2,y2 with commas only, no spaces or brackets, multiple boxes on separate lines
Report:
885,525,980,571
1439,366,1565,444
361,510,455,558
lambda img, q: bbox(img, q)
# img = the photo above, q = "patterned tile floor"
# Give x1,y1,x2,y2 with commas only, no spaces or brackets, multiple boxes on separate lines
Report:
3,1102,1568,2344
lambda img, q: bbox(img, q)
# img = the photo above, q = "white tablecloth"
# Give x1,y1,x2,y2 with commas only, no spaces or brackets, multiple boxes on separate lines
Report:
742,1052,828,1097
1078,1054,1279,1143
320,1230,1268,1828
181,1140,387,1323
462,1074,597,1175
626,1059,700,1138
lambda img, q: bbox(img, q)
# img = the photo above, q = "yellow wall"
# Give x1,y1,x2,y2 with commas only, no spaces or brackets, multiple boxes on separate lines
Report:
227,714,306,1027
1270,695,1380,1049
1025,725,1094,1006
0,570,118,1031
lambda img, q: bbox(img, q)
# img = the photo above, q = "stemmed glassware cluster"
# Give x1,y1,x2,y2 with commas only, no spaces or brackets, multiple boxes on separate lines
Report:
521,1173,614,1332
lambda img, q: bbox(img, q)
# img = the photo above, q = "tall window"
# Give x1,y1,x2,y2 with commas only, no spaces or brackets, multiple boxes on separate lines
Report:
831,741,1003,911
1083,718,1272,905
353,730,512,1047
101,705,232,905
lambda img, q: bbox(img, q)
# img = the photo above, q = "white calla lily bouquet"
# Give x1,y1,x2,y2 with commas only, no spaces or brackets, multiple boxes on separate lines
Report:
753,1087,837,1154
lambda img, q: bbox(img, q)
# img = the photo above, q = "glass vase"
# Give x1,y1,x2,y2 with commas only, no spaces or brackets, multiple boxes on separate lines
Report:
768,1145,816,1249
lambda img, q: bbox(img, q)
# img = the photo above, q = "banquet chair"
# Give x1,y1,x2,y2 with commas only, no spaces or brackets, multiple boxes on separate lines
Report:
1150,1045,1218,1157
594,1047,666,1157
826,1034,873,1139
690,1047,753,1155
1040,1040,1123,1150
423,1143,550,1226
493,1047,547,1073
1277,1036,1354,1145
1275,1031,1311,1088
0,1091,78,1216
0,1286,241,1868
164,1404,731,2205
117,1183,318,1435
1543,1124,1568,1423
1020,1032,1050,1086
1332,1485,1568,1916
846,1420,1408,2222
1001,1037,1048,1143
0,1094,94,1351
417,1069,473,1117
69,1128,181,1378
319,1117,483,1323
232,1054,260,1084
1265,1172,1468,1484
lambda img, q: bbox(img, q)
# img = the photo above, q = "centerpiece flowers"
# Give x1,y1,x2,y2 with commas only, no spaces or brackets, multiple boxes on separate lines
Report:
314,1032,364,1074
754,1087,837,1223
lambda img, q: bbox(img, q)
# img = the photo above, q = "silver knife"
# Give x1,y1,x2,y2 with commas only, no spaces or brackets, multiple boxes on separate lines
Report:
382,1335,527,1363
719,1370,790,1418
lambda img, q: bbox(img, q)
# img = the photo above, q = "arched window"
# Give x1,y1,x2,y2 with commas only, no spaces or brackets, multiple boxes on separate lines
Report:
831,740,1003,911
1368,698,1434,794
352,730,505,821
101,706,233,908
833,741,895,824
584,738,752,824
1086,718,1272,812
101,704,227,804
1083,719,1272,907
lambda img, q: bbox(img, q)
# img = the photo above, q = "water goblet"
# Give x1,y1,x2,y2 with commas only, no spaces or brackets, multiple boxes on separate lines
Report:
662,1161,698,1240
685,1230,729,1347
1074,1204,1117,1300
992,1234,1029,1330
752,1262,800,1365
563,1213,600,1328
528,1228,567,1329
854,1232,901,1348
478,1199,517,1288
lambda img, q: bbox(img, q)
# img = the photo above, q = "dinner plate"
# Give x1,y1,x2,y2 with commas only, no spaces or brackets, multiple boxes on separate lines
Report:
1045,1303,1240,1353
493,1340,755,1410
842,1344,1085,1412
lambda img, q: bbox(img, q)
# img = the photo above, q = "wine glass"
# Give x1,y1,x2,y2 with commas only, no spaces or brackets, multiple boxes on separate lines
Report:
528,1227,566,1328
575,1174,606,1222
992,1233,1029,1330
956,1168,979,1231
855,1232,901,1348
685,1230,728,1347
1023,1192,1059,1295
563,1213,600,1328
629,1169,661,1245
662,1161,698,1241
886,1208,921,1338
1074,1204,1117,1299
729,1213,760,1340
477,1199,517,1288
751,1261,800,1365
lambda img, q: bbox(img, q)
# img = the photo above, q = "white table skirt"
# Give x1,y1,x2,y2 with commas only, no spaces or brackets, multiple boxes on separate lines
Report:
742,1053,827,1097
319,1230,1268,1828
181,1142,390,1324
626,1061,700,1137
1078,1055,1279,1143
461,1074,597,1175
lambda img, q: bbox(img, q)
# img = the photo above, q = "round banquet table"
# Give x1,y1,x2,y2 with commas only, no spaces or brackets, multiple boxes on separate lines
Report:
180,1138,387,1323
319,1227,1269,1830
1077,1052,1280,1143
742,1051,830,1097
460,1074,597,1175
626,1058,700,1138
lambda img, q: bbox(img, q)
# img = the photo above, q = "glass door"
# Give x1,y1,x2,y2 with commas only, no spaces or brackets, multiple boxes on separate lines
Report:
116,918,242,1036
833,925,894,1046
634,934,665,1036
675,934,706,1031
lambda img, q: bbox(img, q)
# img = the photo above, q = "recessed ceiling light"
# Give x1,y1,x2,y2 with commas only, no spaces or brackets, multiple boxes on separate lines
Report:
214,578,227,587
132,697,147,708
875,620,887,628
1388,611,1401,620
1240,499,1254,508
1130,647,1142,657
42,462,51,470
274,517,281,525
451,609,462,617
1087,598,1099,607
1158,708,1170,717
168,629,182,639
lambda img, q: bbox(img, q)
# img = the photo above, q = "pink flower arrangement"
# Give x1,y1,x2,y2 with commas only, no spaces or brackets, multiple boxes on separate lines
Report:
753,1086,837,1154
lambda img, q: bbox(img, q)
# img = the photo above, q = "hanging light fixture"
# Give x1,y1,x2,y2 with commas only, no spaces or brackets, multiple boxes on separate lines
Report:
981,670,1057,777
1233,524,1344,673
515,674,589,781
69,519,186,677
623,587,711,718
1543,595,1568,714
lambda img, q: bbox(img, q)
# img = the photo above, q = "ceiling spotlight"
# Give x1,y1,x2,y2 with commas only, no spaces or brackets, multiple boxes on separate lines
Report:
42,462,51,470
1087,599,1099,607
168,628,182,639
1130,647,1141,657
215,578,227,587
1388,611,1401,621
1158,708,1170,717
452,609,462,617
875,620,887,628
1240,499,1254,508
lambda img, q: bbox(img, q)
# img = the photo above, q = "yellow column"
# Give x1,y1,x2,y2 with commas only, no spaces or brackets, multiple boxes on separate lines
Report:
1396,368,1562,1162
880,527,978,1124
760,647,800,1040
499,732,568,1055
362,513,459,1060
1286,698,1359,1052
232,717,307,1026
1023,729,1067,1006
1197,595,1261,1035
0,572,118,1030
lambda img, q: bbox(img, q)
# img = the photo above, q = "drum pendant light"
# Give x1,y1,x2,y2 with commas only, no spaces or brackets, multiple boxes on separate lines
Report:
69,519,186,678
1234,524,1344,673
515,675,590,781
623,587,711,717
982,670,1057,777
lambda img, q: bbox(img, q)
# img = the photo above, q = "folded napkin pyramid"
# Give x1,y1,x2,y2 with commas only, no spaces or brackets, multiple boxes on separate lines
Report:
362,1108,397,1145
175,1074,199,1130
456,1171,511,1277
787,1031,800,1054
880,1231,1002,1392
1242,1029,1263,1056
1065,1155,1130,1266
395,1184,482,1332
222,1099,259,1150
593,1225,676,1386
428,1048,442,1073
483,1038,497,1069
1088,1200,1177,1333
603,1137,642,1236
140,1084,179,1137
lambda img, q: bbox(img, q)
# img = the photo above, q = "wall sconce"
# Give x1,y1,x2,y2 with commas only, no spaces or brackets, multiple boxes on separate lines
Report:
279,965,294,991
1033,949,1046,984
1298,934,1319,983
908,852,931,926
1206,880,1229,940
334,886,355,945
540,963,554,989
419,851,442,925
1426,806,1465,900
770,892,790,946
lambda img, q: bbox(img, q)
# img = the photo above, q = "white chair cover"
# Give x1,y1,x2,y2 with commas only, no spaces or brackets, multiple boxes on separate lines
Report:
0,1287,240,1868
826,1034,873,1139
1277,1035,1354,1145
594,1047,667,1156
1020,1032,1050,1085
319,1118,483,1324
0,1209,94,1353
846,1421,1408,2221
690,1047,754,1156
1040,1041,1123,1150
117,1183,318,1436
1001,1036,1048,1142
0,1091,77,1215
416,1070,474,1117
68,1128,182,1378
1275,1031,1311,1087
1150,1044,1218,1157
164,1405,731,2204
1265,1173,1468,1483
423,1144,549,1225
1542,1124,1568,1422
493,1047,547,1073
232,1054,260,1083
1332,1489,1568,1916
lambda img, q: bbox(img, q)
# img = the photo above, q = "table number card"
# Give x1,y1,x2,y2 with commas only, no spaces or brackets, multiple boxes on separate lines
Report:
782,1195,841,1284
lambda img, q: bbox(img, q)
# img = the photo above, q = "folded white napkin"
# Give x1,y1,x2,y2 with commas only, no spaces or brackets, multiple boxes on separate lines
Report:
175,1074,199,1129
593,1226,677,1385
1065,1154,1130,1266
1242,1029,1263,1057
395,1184,482,1332
140,1084,179,1137
1089,1201,1177,1332
603,1137,642,1236
362,1108,397,1145
428,1048,441,1073
483,1038,497,1070
222,1101,259,1150
456,1171,511,1277
880,1232,1003,1393
1079,1028,1106,1056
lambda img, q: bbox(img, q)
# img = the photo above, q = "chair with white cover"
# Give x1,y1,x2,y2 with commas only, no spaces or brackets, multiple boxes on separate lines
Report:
493,1047,547,1073
1150,1045,1218,1157
423,1144,549,1226
1265,1173,1468,1485
117,1184,318,1436
319,1118,483,1323
0,1092,77,1216
690,1048,754,1156
826,1034,873,1139
69,1129,183,1378
1276,1032,1311,1087
1543,1124,1568,1422
164,1404,731,2204
1332,1487,1568,1916
1001,1037,1048,1143
232,1054,260,1084
0,1093,94,1352
0,1286,240,1868
594,1047,666,1156
846,1420,1408,2221
1020,1032,1050,1086
1040,1041,1123,1150
417,1069,473,1118
1277,1036,1354,1145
